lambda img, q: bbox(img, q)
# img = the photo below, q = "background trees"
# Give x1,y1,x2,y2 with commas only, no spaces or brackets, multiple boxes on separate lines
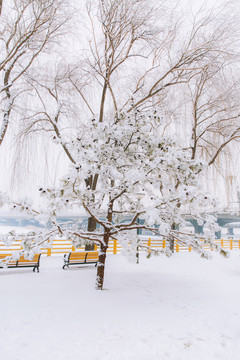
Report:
14,0,240,204
0,0,69,146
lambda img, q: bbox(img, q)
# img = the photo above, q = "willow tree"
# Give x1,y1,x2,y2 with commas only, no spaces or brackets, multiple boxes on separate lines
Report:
16,0,239,234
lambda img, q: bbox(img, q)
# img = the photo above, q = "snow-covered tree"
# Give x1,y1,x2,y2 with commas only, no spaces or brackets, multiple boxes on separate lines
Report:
0,110,226,289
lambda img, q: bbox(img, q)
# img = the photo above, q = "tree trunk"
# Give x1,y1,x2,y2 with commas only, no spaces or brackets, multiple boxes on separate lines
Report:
85,216,97,251
169,235,175,253
95,231,109,290
169,223,178,253
0,68,13,147
0,0,2,16
85,175,99,251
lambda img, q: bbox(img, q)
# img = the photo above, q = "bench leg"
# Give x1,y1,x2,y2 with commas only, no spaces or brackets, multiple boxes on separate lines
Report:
33,266,39,272
62,264,69,270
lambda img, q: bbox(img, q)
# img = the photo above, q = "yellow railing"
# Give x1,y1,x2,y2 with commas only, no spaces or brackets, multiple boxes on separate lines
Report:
0,238,240,256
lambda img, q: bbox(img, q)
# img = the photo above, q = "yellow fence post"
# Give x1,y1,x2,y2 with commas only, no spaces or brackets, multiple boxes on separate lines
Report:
72,246,76,252
176,241,179,253
221,239,224,248
94,244,98,250
162,240,166,249
47,248,51,257
230,239,233,250
189,246,192,252
113,240,117,254
147,238,151,253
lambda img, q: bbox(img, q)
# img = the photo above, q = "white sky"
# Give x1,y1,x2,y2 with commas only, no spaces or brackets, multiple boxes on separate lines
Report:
186,0,226,9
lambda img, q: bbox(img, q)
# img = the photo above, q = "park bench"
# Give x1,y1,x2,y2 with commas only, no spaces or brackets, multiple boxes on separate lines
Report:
63,251,99,269
0,254,41,272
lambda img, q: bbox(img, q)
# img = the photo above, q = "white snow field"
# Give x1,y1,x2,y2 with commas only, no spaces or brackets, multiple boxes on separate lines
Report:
1,252,240,360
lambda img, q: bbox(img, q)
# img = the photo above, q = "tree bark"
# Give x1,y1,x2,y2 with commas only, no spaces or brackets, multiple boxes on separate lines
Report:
0,68,13,147
0,0,2,16
169,223,178,253
95,233,109,290
169,235,175,253
95,201,113,289
85,216,97,251
85,175,99,250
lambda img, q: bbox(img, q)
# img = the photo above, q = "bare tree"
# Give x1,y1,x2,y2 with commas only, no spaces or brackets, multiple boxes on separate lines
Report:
0,0,69,147
189,65,240,165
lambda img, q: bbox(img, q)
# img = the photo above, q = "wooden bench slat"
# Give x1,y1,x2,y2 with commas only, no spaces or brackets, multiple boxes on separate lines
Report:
69,253,86,258
86,251,99,258
63,251,99,269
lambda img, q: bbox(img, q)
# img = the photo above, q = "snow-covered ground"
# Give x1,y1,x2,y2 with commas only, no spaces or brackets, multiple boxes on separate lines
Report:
1,252,240,360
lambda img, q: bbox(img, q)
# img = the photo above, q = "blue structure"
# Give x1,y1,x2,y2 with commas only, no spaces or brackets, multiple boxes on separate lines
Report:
1,213,240,238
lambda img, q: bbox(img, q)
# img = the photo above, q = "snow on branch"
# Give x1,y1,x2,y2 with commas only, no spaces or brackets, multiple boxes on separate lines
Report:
0,109,222,262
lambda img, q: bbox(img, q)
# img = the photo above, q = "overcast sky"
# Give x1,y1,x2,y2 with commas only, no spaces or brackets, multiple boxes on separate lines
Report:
184,0,228,12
